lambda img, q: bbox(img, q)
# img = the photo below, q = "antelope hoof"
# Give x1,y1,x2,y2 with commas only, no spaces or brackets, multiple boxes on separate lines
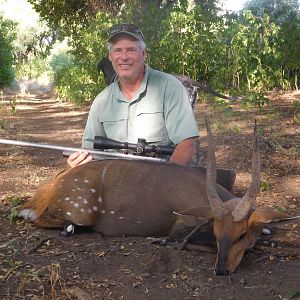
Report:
60,223,75,237
147,237,168,245
262,226,272,235
147,237,179,247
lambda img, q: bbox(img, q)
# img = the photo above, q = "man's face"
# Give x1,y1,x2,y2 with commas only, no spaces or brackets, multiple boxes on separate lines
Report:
108,36,146,83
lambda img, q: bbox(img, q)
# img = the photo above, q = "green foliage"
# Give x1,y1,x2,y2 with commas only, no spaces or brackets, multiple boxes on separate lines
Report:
16,55,52,80
23,0,300,105
11,196,22,207
266,105,281,120
242,91,270,108
231,124,241,134
258,125,265,135
0,14,17,88
212,119,224,132
292,100,300,123
244,0,300,90
226,11,282,92
8,195,22,224
50,50,74,83
48,12,112,104
293,112,300,124
13,19,59,81
224,107,234,118
260,179,270,191
54,63,101,105
10,96,17,114
284,289,299,300
274,205,287,213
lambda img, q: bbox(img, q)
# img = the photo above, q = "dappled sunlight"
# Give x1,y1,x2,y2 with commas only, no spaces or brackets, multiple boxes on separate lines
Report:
0,0,39,28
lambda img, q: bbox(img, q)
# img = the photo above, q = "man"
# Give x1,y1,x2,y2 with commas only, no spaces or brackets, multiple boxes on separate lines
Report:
68,23,199,168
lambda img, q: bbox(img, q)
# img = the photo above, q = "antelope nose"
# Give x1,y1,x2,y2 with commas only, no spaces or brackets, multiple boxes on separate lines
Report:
214,268,230,276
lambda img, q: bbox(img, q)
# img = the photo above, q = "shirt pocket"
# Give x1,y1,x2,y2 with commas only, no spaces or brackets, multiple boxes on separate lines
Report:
133,104,169,144
101,112,128,142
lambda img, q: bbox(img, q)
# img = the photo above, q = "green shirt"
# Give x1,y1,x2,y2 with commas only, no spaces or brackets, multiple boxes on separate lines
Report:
82,66,199,149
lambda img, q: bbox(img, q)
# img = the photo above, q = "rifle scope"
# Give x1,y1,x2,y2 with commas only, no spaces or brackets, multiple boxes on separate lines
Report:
94,136,175,156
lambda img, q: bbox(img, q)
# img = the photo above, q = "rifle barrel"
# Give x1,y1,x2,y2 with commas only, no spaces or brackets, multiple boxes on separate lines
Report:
0,138,166,162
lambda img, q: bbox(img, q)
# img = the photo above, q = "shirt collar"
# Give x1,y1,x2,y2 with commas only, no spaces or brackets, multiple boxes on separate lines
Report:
114,65,150,103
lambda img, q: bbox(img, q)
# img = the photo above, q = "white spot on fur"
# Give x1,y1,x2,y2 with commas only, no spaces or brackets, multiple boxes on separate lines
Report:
92,206,98,211
110,211,115,215
74,203,79,208
119,216,124,220
80,208,85,213
101,209,106,214
72,189,76,192
77,187,81,191
97,196,102,203
83,199,88,204
77,196,82,200
66,212,72,216
101,165,108,181
64,197,70,201
88,209,92,213
84,179,89,183
70,201,74,204
90,188,96,193
18,209,37,221
74,178,78,182
136,220,142,224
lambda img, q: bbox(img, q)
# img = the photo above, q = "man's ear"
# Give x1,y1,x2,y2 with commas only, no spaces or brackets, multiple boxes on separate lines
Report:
248,207,300,227
143,49,147,61
108,51,113,62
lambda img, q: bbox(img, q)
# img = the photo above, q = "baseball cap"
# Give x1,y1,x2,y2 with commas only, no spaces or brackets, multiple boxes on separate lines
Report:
108,23,145,42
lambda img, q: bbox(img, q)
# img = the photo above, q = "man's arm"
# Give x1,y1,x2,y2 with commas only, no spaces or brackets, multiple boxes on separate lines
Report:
169,137,197,165
163,76,199,166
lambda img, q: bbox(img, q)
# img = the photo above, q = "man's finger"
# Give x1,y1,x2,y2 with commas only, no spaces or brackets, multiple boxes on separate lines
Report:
67,151,91,168
78,155,93,166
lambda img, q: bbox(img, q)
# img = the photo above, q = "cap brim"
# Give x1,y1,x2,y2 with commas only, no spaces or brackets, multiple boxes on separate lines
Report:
108,31,142,42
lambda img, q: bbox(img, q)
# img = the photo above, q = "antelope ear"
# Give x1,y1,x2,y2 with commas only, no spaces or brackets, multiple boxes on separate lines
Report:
248,208,300,227
173,206,214,220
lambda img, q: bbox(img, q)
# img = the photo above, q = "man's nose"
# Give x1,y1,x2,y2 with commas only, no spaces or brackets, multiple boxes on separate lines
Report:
119,50,129,60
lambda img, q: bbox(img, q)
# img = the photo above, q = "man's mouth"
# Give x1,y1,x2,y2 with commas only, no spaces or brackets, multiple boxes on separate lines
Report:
119,64,131,69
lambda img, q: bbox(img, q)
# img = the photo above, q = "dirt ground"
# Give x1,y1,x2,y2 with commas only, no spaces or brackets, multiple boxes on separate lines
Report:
0,87,299,300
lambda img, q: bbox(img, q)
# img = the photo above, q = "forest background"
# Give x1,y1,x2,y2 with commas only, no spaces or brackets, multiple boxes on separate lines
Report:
0,0,299,106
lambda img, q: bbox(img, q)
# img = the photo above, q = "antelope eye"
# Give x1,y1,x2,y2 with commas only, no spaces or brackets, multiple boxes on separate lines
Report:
237,232,247,242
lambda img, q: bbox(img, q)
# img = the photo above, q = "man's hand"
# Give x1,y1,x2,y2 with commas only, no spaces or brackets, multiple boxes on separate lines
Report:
67,151,93,168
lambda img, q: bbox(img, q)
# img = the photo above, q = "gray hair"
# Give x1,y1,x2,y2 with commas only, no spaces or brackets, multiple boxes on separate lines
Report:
107,40,146,51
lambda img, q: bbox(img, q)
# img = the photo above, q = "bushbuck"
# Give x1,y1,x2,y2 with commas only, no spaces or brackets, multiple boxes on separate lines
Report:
18,119,299,275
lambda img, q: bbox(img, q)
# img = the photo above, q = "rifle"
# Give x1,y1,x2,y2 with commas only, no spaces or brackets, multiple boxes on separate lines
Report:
0,137,175,162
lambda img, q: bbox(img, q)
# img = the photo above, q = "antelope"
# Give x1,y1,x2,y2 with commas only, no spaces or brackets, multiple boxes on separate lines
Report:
18,119,300,275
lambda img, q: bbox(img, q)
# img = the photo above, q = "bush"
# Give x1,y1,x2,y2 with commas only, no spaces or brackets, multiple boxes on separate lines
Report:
0,15,17,88
50,49,103,105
